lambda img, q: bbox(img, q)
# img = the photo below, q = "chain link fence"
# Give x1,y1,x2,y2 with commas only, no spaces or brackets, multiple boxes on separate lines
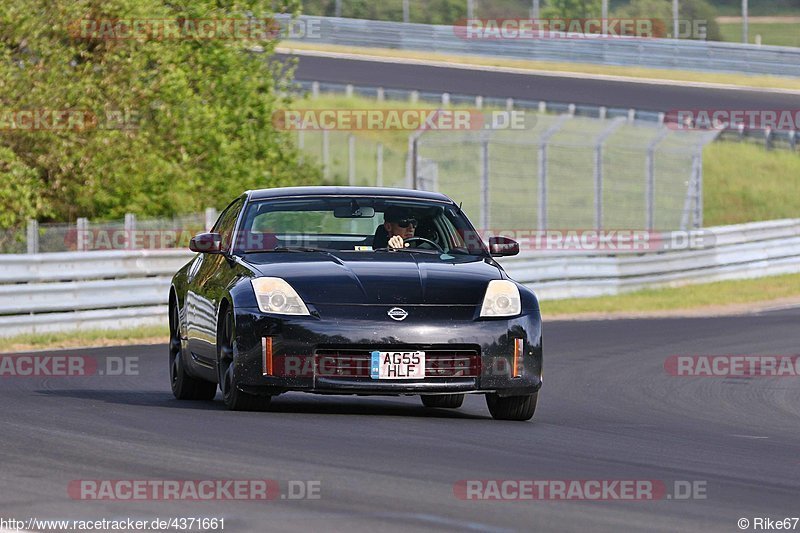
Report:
411,116,719,231
1,81,723,253
292,84,721,231
0,211,212,254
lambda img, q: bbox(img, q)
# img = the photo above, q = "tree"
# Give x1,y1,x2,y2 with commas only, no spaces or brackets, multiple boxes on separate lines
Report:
0,0,319,227
542,0,603,19
613,0,722,40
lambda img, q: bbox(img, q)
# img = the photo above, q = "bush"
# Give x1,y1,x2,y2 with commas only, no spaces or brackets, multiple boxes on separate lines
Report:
542,0,603,19
0,0,320,226
613,0,722,40
0,146,45,228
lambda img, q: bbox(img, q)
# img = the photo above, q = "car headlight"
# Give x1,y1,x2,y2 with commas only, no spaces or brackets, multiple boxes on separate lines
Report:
480,280,521,318
251,277,310,315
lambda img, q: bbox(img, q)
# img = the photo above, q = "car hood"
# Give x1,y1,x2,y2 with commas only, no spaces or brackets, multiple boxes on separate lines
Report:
241,252,502,305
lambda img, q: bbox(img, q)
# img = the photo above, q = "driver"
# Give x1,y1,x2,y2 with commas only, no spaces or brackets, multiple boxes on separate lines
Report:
383,206,417,249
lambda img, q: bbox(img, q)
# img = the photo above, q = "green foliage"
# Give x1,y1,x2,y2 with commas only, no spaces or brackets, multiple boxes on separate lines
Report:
613,0,722,40
542,0,603,19
679,0,723,40
0,0,320,227
300,0,467,24
0,146,46,228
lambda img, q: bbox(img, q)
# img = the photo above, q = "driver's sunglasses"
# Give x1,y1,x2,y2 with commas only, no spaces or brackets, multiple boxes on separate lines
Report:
396,218,418,228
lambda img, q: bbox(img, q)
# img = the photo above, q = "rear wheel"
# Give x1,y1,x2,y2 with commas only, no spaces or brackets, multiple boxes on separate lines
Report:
217,308,272,412
486,391,538,421
170,302,216,401
421,394,465,409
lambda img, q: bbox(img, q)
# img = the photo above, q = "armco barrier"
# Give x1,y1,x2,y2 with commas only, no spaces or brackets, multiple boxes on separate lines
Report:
499,219,800,299
0,250,192,337
283,16,800,78
1,219,799,337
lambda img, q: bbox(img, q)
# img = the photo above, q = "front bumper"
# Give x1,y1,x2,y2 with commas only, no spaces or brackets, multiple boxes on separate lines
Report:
232,303,542,397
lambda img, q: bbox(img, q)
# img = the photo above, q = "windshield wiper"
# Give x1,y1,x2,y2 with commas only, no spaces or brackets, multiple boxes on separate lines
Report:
273,246,333,252
372,246,441,255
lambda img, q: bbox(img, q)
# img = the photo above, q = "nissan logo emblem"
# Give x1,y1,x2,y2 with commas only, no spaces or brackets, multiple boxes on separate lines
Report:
387,307,408,321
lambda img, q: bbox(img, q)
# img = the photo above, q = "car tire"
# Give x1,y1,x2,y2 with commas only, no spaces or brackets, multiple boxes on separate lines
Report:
485,391,538,421
218,308,272,412
421,394,465,409
170,303,216,401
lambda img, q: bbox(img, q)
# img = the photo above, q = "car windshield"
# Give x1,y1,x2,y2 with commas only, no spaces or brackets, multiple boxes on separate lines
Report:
233,196,487,256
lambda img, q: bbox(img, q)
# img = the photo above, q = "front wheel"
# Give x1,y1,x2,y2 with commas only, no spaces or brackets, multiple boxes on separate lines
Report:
485,391,538,421
217,308,272,412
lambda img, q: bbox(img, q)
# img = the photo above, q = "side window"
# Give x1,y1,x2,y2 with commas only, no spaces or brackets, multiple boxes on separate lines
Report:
213,198,245,250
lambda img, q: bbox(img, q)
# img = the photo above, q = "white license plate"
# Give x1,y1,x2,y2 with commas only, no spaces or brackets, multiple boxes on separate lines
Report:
370,351,425,380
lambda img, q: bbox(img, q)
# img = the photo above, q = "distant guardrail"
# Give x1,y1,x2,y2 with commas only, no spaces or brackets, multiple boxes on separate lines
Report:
284,16,800,78
1,219,799,337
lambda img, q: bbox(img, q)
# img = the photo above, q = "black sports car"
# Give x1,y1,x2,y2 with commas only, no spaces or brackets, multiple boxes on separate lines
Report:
169,187,542,421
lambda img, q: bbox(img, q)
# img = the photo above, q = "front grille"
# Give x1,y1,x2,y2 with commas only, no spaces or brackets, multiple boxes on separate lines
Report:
314,347,481,378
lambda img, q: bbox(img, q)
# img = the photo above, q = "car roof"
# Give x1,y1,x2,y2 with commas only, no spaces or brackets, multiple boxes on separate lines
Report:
246,186,454,203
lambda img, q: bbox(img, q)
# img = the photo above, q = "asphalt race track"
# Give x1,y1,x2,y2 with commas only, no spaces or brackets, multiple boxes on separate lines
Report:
2,309,799,532
280,53,800,113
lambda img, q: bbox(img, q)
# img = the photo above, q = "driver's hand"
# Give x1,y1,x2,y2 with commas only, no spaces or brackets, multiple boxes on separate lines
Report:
388,235,405,249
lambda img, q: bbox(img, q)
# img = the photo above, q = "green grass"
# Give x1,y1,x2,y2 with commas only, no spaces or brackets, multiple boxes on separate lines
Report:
289,95,436,187
1,325,168,353
704,142,800,226
714,5,800,17
719,22,800,47
543,272,800,316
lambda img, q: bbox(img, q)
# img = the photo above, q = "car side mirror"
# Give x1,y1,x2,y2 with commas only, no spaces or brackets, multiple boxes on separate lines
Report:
189,232,223,254
488,236,519,257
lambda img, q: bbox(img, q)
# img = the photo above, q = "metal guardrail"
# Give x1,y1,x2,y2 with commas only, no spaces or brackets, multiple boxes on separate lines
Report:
0,250,192,337
1,219,799,337
286,16,800,78
499,219,800,299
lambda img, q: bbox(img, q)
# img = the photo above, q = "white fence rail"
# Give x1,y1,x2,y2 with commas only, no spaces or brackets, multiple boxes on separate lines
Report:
499,219,800,299
1,219,798,337
0,250,192,337
285,16,800,77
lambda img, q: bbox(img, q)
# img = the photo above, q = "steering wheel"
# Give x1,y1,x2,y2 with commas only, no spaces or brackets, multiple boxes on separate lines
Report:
402,236,445,253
